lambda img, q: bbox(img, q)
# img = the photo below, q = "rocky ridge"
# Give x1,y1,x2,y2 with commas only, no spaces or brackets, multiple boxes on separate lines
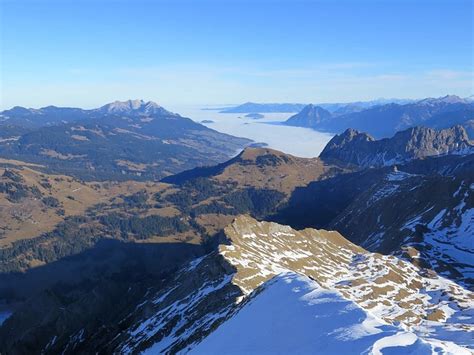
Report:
104,216,474,354
320,125,474,168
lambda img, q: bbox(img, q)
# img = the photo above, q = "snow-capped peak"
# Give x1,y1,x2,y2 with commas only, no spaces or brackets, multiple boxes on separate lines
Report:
97,99,174,116
417,94,466,105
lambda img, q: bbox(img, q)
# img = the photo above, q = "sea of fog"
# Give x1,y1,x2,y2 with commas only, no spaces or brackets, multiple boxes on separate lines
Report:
169,105,334,158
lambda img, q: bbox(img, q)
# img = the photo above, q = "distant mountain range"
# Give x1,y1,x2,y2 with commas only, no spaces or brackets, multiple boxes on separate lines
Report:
219,98,415,114
0,99,179,128
284,95,474,138
318,97,416,113
0,100,251,180
220,102,307,113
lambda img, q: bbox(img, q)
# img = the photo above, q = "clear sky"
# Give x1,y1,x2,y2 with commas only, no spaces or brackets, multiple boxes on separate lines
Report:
1,0,473,109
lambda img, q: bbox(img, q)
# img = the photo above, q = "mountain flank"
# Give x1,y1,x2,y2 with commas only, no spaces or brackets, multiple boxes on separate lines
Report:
164,147,348,194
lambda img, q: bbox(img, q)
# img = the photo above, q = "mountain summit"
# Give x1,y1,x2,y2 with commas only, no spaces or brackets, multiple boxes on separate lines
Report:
285,104,332,127
97,99,175,116
418,94,467,106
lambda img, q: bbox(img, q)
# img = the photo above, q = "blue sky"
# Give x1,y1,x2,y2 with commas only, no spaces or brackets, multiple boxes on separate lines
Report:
1,0,473,109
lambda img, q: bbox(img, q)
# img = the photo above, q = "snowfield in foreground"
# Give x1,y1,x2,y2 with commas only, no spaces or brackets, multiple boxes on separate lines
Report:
191,272,468,355
113,216,473,354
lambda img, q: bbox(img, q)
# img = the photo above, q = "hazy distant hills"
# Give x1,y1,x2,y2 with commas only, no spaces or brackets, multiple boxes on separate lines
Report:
220,98,415,114
0,106,90,128
220,102,306,113
0,100,251,180
285,95,474,138
318,97,415,113
284,104,332,127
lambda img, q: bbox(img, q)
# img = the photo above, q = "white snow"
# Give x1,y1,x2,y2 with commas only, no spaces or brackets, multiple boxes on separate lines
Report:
386,170,416,181
427,209,447,229
371,332,421,355
372,332,472,355
190,273,433,355
128,217,474,354
423,200,474,274
425,338,472,355
453,181,464,197
368,183,399,204
0,311,12,326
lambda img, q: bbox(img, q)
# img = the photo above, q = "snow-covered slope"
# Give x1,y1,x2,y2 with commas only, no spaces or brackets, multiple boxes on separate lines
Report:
191,272,464,355
331,166,474,286
109,216,473,354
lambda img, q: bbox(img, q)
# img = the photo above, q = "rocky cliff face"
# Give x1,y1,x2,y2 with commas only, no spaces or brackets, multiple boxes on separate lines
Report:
11,216,470,354
320,125,474,167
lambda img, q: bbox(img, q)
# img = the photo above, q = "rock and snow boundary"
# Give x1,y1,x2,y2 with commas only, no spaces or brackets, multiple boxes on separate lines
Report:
110,216,473,354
